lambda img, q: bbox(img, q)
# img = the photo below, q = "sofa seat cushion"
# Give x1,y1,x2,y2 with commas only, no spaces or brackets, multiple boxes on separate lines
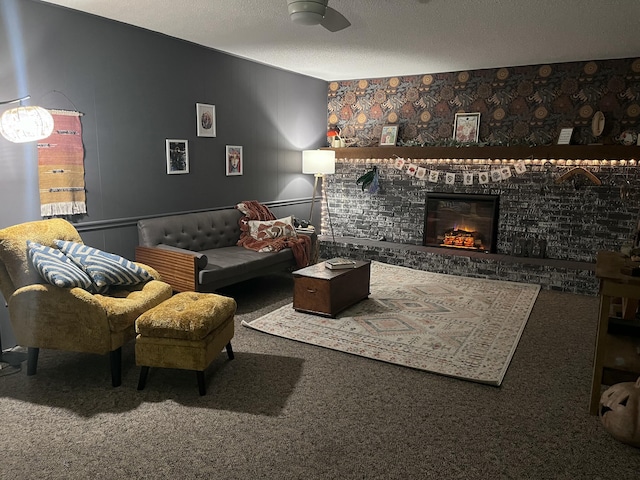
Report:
135,291,237,341
94,280,173,332
198,246,294,285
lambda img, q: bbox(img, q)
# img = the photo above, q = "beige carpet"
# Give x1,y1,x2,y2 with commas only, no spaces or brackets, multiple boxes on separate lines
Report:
243,261,540,386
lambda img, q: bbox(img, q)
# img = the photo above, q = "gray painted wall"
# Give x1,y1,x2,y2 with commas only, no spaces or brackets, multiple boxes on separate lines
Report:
0,0,327,348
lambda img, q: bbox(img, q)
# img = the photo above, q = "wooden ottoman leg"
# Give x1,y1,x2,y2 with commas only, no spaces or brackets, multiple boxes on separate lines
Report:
138,366,150,391
196,371,206,396
226,342,234,360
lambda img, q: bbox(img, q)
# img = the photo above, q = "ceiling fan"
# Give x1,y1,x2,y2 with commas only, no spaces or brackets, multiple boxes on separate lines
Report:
287,1,351,32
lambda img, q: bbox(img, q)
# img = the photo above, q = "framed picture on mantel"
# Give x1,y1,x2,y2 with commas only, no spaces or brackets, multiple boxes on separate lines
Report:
557,127,574,145
380,124,398,146
453,112,480,143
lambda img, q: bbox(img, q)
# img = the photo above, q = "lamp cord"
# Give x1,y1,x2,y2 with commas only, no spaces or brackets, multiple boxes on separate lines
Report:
309,174,319,222
323,177,337,260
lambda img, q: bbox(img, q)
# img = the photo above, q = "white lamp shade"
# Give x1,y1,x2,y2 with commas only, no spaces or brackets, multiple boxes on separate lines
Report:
302,149,335,175
0,106,54,143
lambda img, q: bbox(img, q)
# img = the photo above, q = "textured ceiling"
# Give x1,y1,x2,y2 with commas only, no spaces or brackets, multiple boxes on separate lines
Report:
39,0,640,81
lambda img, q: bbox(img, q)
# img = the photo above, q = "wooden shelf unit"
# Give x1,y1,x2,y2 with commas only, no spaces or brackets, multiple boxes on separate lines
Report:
589,251,640,415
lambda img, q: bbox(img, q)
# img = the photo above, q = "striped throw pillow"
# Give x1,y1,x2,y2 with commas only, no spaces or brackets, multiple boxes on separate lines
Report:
55,240,151,288
26,241,99,292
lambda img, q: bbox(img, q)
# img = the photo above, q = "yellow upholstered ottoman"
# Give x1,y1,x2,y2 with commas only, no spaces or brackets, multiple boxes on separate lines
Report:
135,291,237,395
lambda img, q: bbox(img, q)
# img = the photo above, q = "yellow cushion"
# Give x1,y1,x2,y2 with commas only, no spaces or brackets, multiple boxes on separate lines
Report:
0,218,82,290
96,281,174,332
136,292,237,341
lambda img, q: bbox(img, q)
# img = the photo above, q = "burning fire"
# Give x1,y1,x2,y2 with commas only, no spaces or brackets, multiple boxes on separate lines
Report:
442,224,482,249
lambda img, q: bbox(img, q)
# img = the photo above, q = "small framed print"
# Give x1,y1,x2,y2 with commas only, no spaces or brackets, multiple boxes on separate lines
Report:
380,124,399,146
415,166,427,179
166,139,189,175
225,145,243,176
557,127,574,145
196,103,216,137
453,112,480,143
406,163,418,176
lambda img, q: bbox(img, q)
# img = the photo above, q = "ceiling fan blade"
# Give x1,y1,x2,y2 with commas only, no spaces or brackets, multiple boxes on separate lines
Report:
321,6,351,32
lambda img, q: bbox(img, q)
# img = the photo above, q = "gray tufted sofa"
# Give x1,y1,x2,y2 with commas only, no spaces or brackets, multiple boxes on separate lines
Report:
135,209,303,292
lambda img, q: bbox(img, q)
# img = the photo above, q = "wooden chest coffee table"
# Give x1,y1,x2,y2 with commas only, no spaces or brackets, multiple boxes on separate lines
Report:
292,260,371,317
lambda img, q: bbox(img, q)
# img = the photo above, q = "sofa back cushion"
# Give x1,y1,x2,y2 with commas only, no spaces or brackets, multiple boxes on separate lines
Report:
137,210,243,251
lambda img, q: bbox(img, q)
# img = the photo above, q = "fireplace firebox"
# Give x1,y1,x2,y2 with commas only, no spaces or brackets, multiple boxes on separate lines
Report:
423,193,499,253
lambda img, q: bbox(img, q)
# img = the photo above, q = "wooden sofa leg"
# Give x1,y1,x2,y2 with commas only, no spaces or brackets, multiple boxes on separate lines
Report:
27,347,39,376
110,347,122,387
225,342,234,360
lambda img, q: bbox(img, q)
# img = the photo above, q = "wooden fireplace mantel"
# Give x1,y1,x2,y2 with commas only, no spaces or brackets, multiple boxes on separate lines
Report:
326,145,640,161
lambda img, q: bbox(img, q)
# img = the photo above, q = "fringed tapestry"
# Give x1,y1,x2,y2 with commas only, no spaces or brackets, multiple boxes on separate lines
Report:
38,110,86,217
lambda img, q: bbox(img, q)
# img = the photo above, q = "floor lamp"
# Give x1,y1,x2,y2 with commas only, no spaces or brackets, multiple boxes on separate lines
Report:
302,149,335,228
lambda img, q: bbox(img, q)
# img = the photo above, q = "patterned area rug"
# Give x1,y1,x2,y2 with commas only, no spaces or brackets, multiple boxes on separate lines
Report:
243,261,540,386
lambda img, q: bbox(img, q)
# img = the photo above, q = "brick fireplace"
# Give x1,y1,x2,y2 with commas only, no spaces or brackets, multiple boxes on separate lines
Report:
317,147,640,294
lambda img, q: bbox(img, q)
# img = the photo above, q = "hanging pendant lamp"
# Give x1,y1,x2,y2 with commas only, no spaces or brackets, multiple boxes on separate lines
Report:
0,96,54,143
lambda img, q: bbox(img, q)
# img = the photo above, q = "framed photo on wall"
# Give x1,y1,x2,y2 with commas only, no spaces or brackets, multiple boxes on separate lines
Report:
380,124,399,146
453,112,480,143
225,145,243,176
196,103,216,137
166,139,189,174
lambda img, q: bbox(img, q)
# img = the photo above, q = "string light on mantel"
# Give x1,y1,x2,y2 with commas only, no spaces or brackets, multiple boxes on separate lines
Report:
381,156,636,185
